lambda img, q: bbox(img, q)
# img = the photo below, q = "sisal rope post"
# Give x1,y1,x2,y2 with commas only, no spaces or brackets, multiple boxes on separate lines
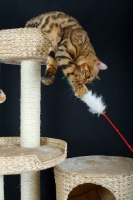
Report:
20,60,41,200
21,172,40,200
0,175,4,200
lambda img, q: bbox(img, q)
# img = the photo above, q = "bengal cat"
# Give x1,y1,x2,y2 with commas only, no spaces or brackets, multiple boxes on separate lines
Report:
25,11,107,98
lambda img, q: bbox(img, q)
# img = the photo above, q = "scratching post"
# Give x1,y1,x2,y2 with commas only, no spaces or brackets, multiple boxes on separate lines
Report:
21,60,41,148
0,28,67,200
21,172,40,200
21,60,41,200
0,175,4,200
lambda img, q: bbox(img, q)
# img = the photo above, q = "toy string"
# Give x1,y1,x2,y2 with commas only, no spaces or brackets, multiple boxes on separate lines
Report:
102,112,133,153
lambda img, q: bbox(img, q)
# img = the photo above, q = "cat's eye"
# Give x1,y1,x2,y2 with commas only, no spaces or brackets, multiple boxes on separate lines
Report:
96,62,100,66
87,75,93,79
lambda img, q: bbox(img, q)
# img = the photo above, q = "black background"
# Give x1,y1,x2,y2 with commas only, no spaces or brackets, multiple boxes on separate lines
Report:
0,0,133,199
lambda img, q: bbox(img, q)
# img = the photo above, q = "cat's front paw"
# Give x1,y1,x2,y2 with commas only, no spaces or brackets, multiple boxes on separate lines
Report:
41,68,56,85
75,86,88,98
41,76,55,85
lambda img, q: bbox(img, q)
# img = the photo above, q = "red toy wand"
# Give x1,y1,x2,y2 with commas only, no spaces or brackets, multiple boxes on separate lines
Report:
81,91,133,153
102,112,133,153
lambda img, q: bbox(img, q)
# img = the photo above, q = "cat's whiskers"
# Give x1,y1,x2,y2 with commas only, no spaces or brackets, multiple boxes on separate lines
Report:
63,87,73,94
69,92,74,101
90,81,96,88
67,87,74,101
73,95,77,103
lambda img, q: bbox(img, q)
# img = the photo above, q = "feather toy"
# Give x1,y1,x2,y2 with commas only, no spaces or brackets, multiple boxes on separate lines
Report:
81,90,106,116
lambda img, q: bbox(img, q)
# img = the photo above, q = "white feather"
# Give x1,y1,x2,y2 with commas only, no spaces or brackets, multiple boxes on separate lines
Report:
81,90,106,116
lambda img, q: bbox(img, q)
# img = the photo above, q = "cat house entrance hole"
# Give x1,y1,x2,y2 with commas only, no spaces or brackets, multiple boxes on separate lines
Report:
68,183,116,200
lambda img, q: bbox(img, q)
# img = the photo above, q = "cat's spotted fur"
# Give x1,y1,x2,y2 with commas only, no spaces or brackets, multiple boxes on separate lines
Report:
25,11,107,98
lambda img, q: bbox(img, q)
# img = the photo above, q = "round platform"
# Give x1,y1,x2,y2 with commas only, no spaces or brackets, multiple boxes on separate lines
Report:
0,137,67,175
55,155,133,176
0,28,50,64
54,156,133,200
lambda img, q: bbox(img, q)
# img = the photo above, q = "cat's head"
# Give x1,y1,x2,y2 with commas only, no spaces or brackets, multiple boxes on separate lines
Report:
76,54,107,84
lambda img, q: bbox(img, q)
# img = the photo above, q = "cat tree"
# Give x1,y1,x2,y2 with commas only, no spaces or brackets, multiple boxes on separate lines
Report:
0,28,67,200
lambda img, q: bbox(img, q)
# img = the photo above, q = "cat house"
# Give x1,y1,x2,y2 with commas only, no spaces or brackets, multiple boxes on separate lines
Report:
54,156,133,200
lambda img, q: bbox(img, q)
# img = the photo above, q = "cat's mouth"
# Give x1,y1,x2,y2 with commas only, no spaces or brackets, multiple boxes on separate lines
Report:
79,74,94,84
80,78,91,84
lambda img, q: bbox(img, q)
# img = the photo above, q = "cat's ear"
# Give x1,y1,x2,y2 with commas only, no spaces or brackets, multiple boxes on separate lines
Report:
94,61,107,70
